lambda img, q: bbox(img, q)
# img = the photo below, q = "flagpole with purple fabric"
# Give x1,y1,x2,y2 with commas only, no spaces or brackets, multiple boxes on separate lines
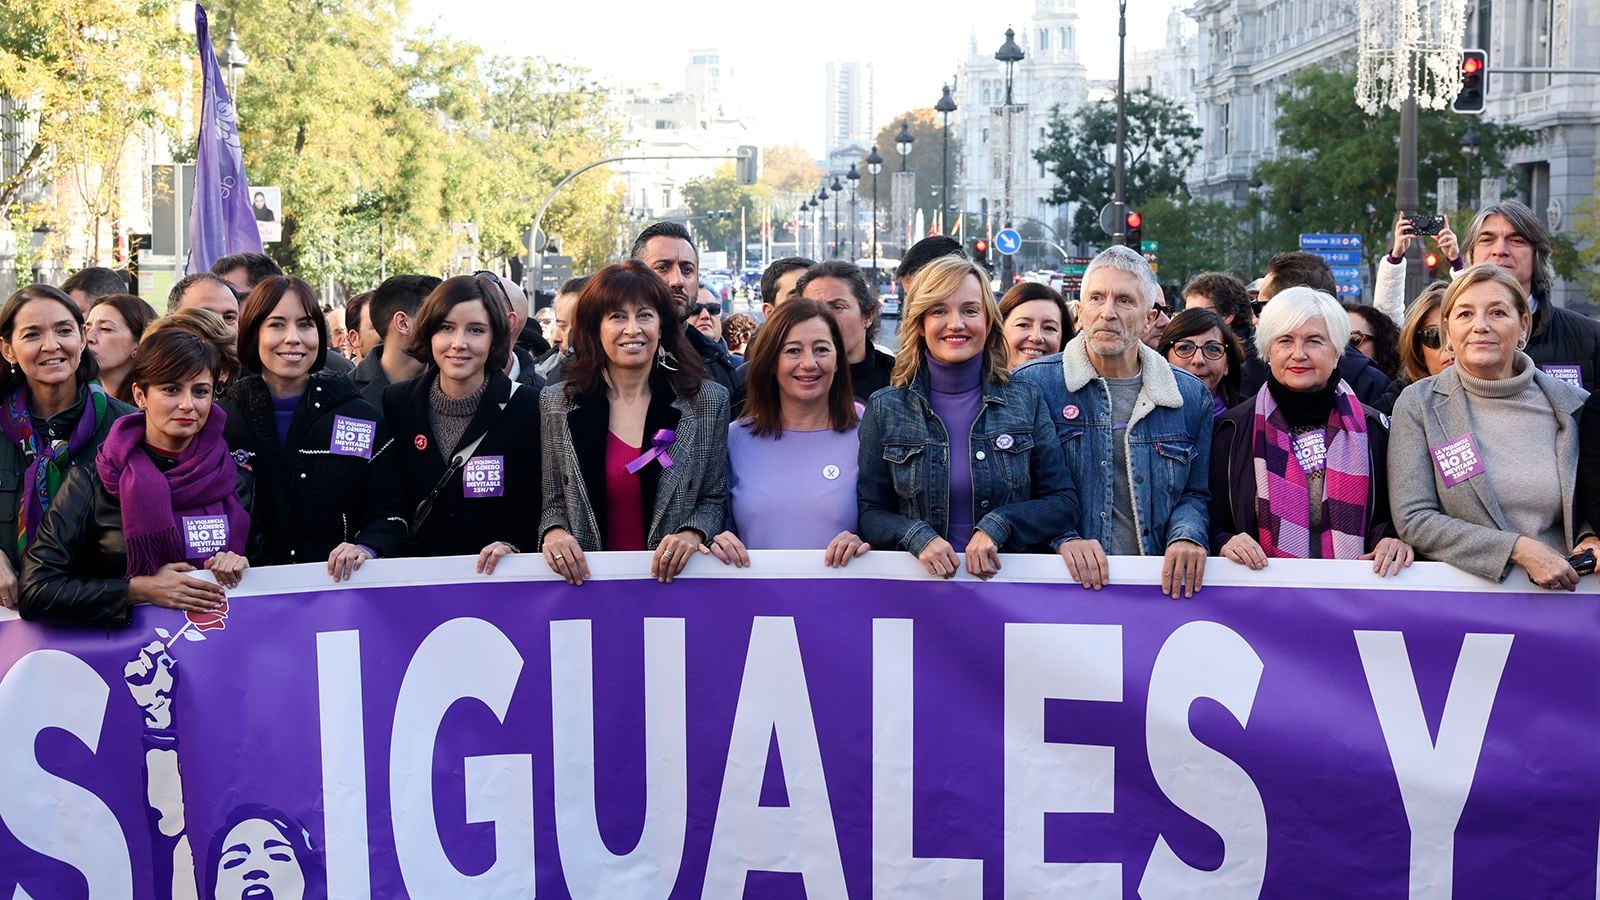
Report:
186,3,262,275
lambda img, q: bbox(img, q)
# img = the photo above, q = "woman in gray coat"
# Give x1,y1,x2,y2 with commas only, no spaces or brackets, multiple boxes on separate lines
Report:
1389,264,1598,589
539,262,728,585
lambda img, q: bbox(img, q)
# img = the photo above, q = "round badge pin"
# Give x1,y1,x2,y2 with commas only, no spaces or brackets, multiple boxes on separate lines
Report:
996,434,1015,450
413,434,428,451
1063,404,1081,420
822,464,841,481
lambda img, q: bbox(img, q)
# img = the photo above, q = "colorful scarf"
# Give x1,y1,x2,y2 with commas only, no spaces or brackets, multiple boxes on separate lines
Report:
0,382,112,555
1250,381,1370,559
95,405,249,577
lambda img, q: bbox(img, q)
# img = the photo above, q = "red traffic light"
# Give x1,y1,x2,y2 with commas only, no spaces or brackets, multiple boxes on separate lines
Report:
974,239,989,253
1126,212,1143,228
1425,251,1441,268
1462,56,1484,75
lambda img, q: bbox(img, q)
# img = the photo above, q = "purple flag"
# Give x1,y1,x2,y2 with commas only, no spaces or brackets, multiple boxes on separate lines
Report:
186,3,261,275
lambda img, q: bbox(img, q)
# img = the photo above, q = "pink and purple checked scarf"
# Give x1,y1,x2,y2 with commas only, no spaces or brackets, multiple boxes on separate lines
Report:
1250,382,1370,559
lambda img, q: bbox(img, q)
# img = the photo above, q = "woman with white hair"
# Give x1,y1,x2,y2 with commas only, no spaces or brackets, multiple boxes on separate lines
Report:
1209,285,1413,574
1391,264,1598,589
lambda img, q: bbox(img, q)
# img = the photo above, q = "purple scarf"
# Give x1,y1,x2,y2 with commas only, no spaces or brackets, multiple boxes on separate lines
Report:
0,382,112,554
1250,382,1370,560
95,405,249,577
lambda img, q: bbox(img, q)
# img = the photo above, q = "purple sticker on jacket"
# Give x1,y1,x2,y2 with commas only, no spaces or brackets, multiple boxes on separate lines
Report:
1542,365,1584,390
463,456,505,498
330,415,375,459
1431,433,1486,488
182,515,229,558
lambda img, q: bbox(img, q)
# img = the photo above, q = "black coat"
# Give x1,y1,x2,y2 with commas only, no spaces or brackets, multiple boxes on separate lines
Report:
381,369,541,557
219,371,405,566
1238,336,1389,408
19,459,256,628
684,323,739,393
1208,393,1395,555
1528,301,1600,392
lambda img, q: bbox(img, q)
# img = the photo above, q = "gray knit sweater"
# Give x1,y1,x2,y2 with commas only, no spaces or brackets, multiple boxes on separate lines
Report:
1457,359,1565,553
428,377,487,460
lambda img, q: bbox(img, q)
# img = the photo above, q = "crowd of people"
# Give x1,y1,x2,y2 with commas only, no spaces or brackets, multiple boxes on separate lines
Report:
6,196,1599,629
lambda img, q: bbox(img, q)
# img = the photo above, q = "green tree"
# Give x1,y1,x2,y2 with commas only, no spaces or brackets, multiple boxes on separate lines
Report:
1251,68,1532,268
860,109,961,237
760,144,824,196
682,164,769,259
1035,89,1202,247
0,0,185,258
1138,194,1258,287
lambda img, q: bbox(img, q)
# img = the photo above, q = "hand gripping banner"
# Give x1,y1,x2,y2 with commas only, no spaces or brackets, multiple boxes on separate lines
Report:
2,553,1599,898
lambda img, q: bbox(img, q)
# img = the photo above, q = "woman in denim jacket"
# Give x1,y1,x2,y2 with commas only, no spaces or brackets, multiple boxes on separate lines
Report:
857,256,1079,578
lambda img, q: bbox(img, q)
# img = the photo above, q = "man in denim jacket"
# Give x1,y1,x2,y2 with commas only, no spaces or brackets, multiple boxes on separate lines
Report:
1014,246,1214,598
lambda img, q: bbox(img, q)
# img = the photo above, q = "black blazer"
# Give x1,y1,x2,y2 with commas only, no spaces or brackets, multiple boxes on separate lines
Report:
219,371,405,565
20,460,256,628
381,369,540,556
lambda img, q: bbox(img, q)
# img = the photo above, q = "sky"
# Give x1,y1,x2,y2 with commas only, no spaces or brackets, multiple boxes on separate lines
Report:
406,0,1187,157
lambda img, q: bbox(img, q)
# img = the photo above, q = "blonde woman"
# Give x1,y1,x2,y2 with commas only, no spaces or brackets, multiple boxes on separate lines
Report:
856,255,1079,580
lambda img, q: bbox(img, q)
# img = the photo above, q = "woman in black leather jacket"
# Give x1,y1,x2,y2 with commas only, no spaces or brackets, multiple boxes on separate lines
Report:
19,328,258,628
219,276,404,578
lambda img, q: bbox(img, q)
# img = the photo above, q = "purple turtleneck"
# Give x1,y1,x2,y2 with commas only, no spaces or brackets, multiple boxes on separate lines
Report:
928,353,984,550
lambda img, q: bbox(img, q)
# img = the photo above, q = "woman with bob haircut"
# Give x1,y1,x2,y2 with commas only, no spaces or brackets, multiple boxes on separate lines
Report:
145,306,242,392
20,327,256,627
1209,286,1411,575
1158,307,1246,416
1391,264,1598,589
86,293,158,403
220,276,404,578
381,274,540,571
999,281,1073,369
539,261,729,585
857,254,1079,579
1370,281,1454,416
0,285,137,612
708,298,869,567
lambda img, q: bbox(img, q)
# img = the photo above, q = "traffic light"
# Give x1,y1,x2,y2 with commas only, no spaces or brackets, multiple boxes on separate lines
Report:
1425,250,1441,271
1453,49,1487,114
972,238,992,270
1125,211,1143,253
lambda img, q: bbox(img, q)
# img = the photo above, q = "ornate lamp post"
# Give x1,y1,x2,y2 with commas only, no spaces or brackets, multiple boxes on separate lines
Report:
867,147,883,281
846,163,860,261
895,119,915,173
935,83,957,233
223,25,249,98
830,175,843,258
995,27,1025,285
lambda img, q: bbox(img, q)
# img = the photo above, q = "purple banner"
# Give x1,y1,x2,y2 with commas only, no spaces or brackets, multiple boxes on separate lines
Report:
2,555,1599,898
186,3,262,275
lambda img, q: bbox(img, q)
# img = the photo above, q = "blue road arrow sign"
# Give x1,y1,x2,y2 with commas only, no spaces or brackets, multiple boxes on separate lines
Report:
995,228,1022,256
1300,233,1363,250
1330,266,1363,281
1312,250,1363,265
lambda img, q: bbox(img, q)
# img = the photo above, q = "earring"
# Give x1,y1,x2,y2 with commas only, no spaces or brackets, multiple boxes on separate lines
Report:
1516,338,1528,351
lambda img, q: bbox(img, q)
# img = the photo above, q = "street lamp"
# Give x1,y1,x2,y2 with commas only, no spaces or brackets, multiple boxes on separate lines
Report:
223,25,249,98
1461,123,1481,206
846,163,860,261
895,120,915,173
995,26,1025,284
935,84,958,234
830,175,843,258
867,147,883,281
816,184,829,260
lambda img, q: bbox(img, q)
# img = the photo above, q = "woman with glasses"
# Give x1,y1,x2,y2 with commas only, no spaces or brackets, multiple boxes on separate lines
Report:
999,281,1072,370
381,275,541,573
1158,308,1245,416
1369,282,1453,416
1344,302,1401,380
1391,265,1597,590
1209,287,1411,575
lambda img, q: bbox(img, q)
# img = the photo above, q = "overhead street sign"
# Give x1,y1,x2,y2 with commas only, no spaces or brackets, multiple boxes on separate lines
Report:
1313,250,1363,265
1300,233,1363,249
1330,266,1363,281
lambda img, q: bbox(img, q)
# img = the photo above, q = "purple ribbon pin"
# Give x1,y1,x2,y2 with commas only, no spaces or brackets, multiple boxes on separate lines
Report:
625,429,677,475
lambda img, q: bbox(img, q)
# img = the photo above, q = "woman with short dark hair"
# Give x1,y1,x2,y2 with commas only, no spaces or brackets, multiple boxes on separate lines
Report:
220,276,404,578
0,285,136,611
86,293,158,402
708,299,868,567
540,261,728,584
382,274,540,571
999,281,1072,369
20,327,256,626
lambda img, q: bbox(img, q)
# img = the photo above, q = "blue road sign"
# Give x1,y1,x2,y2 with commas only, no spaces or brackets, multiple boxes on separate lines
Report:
1330,266,1363,281
1300,233,1363,250
995,228,1022,256
1334,282,1362,296
1313,250,1363,265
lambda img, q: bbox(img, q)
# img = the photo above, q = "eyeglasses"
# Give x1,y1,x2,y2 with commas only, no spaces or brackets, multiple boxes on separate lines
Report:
1415,325,1443,350
688,302,722,316
1349,330,1372,347
1153,302,1173,318
1172,340,1225,361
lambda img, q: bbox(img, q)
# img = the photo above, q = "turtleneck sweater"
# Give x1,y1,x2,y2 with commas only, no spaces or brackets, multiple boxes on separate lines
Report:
1456,353,1565,552
428,376,488,459
928,353,984,550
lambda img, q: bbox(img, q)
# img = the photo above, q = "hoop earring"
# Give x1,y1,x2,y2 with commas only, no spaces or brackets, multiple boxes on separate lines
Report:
1516,338,1528,351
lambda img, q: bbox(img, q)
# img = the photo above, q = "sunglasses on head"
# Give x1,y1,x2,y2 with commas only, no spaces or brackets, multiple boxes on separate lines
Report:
689,302,722,316
472,270,513,314
1415,325,1443,350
